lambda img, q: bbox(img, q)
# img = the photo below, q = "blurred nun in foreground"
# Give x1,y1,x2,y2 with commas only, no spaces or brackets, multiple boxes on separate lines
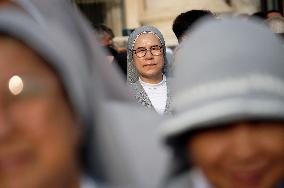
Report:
161,18,284,188
0,1,169,188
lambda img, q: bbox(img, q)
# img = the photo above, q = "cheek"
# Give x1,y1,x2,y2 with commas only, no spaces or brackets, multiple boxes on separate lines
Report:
188,134,228,168
11,98,69,135
256,127,284,154
2,98,80,187
133,58,142,68
11,98,79,160
155,56,164,65
255,127,284,172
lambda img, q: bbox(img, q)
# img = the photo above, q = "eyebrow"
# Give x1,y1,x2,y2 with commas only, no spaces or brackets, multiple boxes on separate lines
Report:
135,45,160,50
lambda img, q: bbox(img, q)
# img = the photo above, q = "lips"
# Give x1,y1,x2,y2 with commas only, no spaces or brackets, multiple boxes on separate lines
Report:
0,150,32,174
228,170,266,187
143,63,157,68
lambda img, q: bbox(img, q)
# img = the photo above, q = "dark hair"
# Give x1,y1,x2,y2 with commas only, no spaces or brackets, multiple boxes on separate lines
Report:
105,45,118,56
172,10,213,42
93,24,114,39
251,11,267,20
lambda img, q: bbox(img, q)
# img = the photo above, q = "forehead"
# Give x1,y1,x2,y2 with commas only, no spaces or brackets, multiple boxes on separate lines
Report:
134,33,161,48
0,36,58,79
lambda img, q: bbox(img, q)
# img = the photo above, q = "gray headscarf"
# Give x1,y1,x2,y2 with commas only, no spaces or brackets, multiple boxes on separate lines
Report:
160,17,284,181
127,25,168,83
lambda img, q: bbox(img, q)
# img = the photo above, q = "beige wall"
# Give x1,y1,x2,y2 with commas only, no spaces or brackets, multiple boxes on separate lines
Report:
123,0,259,46
105,2,123,36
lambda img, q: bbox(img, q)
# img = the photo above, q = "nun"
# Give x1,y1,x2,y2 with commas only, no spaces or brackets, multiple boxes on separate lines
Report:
161,18,284,188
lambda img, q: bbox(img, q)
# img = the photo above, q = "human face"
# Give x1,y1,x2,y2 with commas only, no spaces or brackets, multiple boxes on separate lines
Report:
132,33,164,84
0,37,82,188
187,121,284,188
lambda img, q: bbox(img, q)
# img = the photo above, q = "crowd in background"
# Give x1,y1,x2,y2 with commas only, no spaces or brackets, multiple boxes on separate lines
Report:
0,0,283,188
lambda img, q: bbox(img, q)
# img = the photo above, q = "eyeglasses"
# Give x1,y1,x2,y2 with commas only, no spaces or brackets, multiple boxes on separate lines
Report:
133,45,163,58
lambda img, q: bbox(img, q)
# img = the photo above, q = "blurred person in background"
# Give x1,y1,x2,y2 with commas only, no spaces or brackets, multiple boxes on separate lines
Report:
171,10,214,76
94,24,127,77
250,11,267,20
127,26,171,115
93,24,114,47
161,18,284,188
172,10,213,44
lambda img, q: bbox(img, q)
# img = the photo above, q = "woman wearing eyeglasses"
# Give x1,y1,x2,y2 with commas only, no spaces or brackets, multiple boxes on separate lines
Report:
127,26,171,115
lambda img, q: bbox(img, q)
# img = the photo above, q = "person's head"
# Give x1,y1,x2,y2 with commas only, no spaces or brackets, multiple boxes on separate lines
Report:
172,10,213,43
161,18,284,188
127,26,167,84
266,10,283,19
93,24,114,47
0,34,83,188
0,2,94,188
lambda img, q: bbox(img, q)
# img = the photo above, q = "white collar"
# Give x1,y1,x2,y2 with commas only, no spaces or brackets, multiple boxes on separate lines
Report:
139,75,166,87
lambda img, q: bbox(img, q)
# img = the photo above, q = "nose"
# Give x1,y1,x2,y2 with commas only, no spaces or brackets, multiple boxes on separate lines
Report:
145,49,154,59
229,123,259,162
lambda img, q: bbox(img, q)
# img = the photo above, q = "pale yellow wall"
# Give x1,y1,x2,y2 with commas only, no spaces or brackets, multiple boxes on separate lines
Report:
122,0,259,46
124,0,142,28
105,3,123,36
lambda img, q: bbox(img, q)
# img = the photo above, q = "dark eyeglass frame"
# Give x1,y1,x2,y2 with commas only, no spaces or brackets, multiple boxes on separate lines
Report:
132,45,164,58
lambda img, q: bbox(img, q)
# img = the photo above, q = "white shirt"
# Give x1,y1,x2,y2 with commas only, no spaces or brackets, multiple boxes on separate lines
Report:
139,75,167,115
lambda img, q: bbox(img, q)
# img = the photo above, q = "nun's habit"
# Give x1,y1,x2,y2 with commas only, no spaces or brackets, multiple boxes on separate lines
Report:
160,18,284,188
127,26,172,115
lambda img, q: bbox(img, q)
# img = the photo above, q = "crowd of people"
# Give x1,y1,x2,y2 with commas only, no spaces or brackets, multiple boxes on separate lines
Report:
0,1,283,188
